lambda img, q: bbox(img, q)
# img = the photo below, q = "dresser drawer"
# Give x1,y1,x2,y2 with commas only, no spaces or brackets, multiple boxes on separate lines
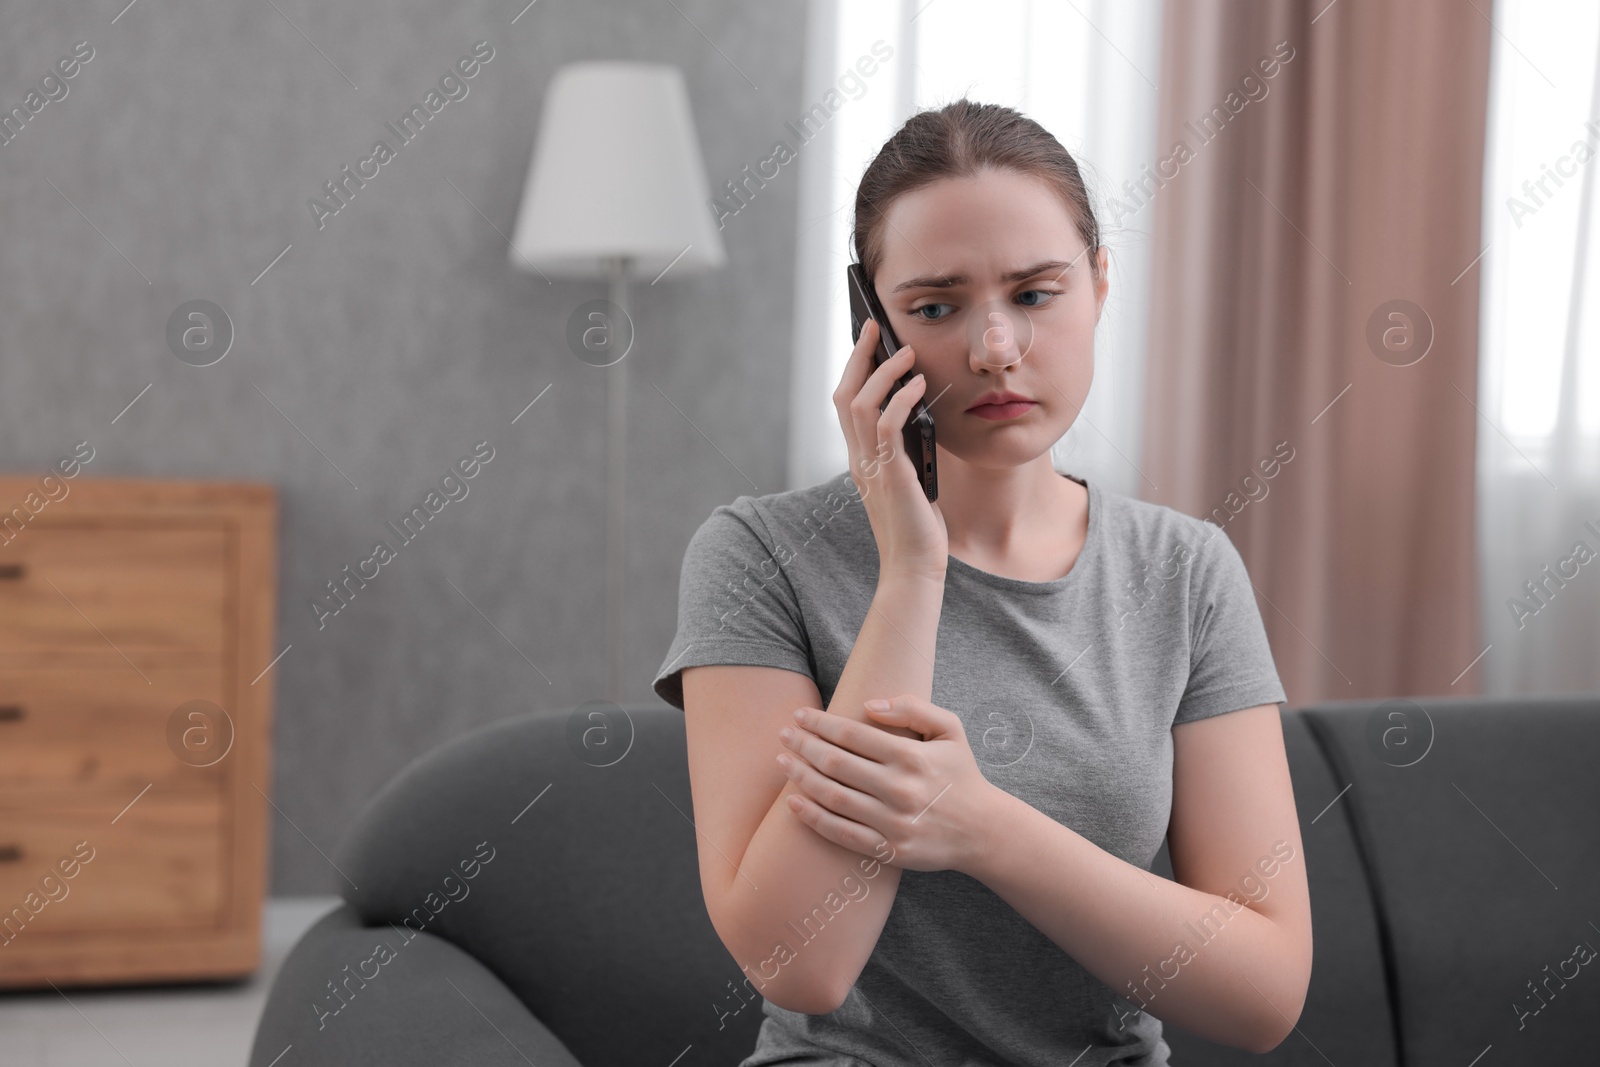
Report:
0,794,226,936
0,522,228,654
0,479,273,988
0,667,229,801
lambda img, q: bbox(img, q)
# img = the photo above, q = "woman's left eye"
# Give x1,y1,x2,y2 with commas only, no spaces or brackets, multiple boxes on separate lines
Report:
1017,288,1060,307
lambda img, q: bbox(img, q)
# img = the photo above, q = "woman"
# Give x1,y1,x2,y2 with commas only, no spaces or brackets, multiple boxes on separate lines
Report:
653,99,1312,1066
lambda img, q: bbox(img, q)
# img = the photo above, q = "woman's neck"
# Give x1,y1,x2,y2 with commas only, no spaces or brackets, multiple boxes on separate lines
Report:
939,457,1088,580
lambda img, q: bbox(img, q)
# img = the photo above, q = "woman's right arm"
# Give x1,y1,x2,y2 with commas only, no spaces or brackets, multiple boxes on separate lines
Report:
684,565,943,1014
686,314,950,1014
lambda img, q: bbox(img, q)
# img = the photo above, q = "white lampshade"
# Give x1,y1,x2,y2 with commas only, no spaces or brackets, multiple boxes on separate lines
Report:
508,62,727,279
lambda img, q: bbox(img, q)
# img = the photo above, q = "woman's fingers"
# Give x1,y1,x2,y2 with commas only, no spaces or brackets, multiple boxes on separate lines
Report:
858,345,917,421
781,754,864,817
784,710,902,783
835,320,889,488
833,318,881,445
794,705,903,765
856,371,925,489
876,372,926,452
783,777,885,857
852,350,916,469
836,318,918,456
834,318,878,402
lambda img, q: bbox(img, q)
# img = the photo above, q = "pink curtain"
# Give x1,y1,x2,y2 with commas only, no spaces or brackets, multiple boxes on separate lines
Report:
1142,0,1493,706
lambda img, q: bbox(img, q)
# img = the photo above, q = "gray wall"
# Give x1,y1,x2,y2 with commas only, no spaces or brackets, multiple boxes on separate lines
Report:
0,1,806,893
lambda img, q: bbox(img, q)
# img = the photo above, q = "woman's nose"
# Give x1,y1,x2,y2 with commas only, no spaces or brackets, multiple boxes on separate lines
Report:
968,302,1030,371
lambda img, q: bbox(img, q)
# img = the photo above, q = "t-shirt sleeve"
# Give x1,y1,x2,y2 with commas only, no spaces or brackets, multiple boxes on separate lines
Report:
1173,523,1288,725
651,499,817,711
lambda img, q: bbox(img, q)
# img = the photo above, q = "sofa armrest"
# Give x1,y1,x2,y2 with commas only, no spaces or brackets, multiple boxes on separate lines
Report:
248,903,585,1067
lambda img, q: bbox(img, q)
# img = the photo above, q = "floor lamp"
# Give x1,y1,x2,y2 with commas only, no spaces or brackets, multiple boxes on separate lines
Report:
507,62,727,703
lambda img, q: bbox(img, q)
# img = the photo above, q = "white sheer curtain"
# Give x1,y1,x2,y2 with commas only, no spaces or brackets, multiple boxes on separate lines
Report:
1479,0,1600,696
786,0,1165,498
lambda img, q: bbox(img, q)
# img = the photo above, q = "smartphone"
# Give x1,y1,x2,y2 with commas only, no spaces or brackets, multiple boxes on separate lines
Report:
846,263,938,502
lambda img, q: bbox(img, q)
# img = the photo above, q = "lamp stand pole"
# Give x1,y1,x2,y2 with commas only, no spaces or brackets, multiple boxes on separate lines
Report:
605,256,632,704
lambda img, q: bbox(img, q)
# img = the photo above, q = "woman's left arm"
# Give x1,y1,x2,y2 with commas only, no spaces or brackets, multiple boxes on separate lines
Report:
968,702,1313,1054
778,694,1312,1052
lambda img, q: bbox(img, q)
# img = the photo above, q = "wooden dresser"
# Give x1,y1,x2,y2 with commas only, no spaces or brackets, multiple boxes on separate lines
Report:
0,478,277,988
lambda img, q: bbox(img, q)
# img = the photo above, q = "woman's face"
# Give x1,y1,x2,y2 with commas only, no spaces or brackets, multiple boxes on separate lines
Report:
872,167,1109,472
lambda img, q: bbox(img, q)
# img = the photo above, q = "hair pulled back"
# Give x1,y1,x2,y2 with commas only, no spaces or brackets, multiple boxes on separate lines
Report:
851,99,1102,286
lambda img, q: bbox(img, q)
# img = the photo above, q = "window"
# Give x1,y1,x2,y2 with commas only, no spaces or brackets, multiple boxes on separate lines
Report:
1477,0,1600,694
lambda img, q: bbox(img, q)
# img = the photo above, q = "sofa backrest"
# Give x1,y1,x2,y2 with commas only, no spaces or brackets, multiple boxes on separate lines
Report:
335,696,1600,1067
334,705,765,1067
1300,693,1600,1066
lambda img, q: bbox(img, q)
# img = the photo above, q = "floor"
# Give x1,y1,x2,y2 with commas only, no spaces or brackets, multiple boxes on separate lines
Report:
0,896,342,1067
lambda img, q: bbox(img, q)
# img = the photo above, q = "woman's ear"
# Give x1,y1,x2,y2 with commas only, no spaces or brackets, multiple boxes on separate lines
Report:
1093,246,1111,321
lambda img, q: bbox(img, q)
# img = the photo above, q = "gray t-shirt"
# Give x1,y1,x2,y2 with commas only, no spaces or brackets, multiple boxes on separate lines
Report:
653,470,1287,1067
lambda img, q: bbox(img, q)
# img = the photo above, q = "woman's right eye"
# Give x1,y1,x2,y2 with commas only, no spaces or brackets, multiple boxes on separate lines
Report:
911,303,952,322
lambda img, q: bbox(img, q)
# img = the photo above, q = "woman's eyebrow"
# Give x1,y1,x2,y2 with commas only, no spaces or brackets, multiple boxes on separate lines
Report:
888,258,1078,294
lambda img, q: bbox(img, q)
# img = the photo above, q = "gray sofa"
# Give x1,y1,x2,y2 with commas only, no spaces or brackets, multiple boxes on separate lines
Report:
248,695,1600,1066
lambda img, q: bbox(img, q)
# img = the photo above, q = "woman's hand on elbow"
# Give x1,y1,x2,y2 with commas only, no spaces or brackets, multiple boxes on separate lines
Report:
776,694,1002,877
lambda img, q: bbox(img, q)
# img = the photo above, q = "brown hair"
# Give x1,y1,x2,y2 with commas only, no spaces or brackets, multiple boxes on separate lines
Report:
851,98,1102,286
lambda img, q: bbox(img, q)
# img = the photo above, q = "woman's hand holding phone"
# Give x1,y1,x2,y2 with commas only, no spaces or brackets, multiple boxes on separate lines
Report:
833,318,949,584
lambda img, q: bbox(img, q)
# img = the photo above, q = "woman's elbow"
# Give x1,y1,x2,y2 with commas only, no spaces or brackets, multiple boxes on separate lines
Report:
1248,947,1311,1052
720,951,843,1016
707,900,845,1016
758,979,846,1017
1250,1006,1302,1055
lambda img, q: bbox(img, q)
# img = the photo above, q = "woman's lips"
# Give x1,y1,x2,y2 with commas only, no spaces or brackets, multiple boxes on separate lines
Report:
967,400,1037,421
